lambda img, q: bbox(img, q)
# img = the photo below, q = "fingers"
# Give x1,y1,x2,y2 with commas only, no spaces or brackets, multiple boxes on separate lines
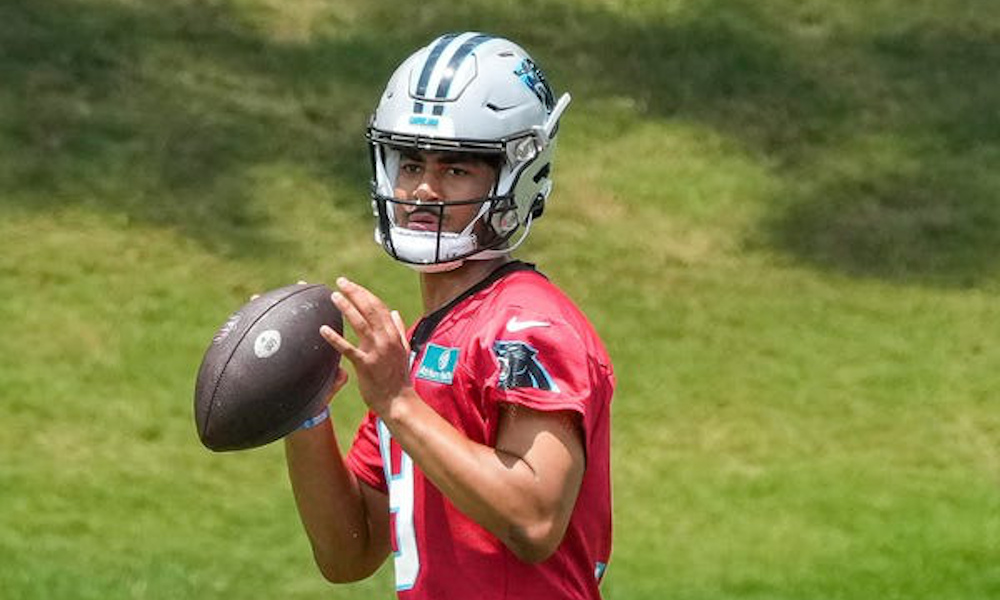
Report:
331,291,370,338
323,276,407,364
320,324,364,362
391,310,410,351
251,280,306,302
319,277,412,416
336,277,393,331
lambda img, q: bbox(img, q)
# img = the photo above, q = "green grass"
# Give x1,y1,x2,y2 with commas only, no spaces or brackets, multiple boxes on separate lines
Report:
2,0,999,598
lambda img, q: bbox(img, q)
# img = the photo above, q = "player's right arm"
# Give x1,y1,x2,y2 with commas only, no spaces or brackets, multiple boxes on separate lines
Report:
283,371,390,583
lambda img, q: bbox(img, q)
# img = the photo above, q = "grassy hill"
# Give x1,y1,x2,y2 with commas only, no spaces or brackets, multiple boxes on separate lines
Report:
1,0,998,598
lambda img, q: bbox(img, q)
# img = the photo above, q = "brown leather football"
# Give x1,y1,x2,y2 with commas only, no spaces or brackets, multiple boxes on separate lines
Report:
194,283,342,451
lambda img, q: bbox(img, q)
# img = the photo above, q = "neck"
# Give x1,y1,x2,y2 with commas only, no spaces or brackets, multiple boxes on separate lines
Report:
419,257,513,314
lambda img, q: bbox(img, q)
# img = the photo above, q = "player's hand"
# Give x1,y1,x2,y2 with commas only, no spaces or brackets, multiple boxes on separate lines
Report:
250,280,309,301
319,277,411,416
325,367,350,402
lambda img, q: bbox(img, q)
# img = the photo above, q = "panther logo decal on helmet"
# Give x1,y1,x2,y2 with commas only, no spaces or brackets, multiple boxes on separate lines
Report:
514,58,555,111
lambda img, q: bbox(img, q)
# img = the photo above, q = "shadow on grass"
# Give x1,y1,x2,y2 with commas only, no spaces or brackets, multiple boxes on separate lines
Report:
761,22,1000,286
0,0,393,258
771,167,1000,286
1,0,998,284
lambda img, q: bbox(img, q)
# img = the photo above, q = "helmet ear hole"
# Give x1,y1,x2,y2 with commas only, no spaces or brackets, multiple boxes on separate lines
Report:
489,195,520,235
529,164,551,219
494,210,519,234
530,194,545,219
532,163,551,184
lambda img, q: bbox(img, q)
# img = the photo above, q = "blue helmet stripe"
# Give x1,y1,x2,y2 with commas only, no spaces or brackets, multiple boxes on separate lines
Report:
413,33,458,113
432,33,493,102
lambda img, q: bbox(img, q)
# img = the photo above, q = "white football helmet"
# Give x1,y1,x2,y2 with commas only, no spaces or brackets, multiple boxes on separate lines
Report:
368,32,571,272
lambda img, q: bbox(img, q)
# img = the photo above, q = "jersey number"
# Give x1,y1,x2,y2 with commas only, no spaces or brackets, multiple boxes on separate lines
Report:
378,420,419,590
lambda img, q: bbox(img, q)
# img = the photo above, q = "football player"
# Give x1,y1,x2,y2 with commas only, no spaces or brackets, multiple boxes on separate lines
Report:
285,32,614,599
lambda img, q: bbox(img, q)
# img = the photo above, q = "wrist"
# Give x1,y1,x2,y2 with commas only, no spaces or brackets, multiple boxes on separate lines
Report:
298,406,330,430
379,387,419,428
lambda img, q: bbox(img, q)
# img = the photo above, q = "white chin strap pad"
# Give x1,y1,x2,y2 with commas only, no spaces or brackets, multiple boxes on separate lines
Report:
376,226,476,272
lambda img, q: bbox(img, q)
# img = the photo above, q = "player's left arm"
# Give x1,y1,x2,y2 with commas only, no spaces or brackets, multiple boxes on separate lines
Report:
320,277,587,563
492,402,587,560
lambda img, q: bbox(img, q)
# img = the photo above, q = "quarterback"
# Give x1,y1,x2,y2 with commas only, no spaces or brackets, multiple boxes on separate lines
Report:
284,32,614,599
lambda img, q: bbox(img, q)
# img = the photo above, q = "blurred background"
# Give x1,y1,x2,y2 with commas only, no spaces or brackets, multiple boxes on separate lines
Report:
1,0,998,598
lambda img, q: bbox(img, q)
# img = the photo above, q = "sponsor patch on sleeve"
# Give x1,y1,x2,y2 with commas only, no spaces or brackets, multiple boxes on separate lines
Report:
416,343,460,384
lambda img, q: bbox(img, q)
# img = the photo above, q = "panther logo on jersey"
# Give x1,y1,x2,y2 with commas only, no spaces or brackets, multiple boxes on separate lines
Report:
493,340,560,392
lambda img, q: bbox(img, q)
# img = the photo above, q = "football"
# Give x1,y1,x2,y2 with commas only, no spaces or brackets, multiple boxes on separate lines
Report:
194,283,343,452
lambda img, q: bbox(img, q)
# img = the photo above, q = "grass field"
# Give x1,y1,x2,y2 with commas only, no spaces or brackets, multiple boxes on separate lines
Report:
2,0,999,598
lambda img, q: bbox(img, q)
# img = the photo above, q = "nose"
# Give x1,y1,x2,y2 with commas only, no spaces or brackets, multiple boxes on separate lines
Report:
411,178,441,206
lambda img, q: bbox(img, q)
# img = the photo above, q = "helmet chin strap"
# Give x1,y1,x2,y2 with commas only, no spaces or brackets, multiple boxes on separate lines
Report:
386,227,477,264
467,211,534,261
374,228,465,273
380,192,496,271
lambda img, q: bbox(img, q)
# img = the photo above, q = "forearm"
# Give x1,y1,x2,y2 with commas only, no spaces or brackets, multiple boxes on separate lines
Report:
382,390,567,562
284,423,384,581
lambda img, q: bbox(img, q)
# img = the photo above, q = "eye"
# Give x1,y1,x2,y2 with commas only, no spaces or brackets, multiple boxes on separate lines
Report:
446,166,470,177
399,162,422,175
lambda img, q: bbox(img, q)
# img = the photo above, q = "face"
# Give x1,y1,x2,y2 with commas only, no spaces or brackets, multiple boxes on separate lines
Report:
393,150,498,233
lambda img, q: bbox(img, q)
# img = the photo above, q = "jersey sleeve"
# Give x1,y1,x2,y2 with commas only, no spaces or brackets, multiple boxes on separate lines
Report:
344,410,387,494
481,308,594,420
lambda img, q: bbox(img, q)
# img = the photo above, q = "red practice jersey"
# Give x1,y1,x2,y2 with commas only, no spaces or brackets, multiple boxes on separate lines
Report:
346,263,614,599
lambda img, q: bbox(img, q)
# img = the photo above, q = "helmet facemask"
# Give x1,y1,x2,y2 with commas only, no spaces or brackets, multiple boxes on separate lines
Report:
370,142,522,272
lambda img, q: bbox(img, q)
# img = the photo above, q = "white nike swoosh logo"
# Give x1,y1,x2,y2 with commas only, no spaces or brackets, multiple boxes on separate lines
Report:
506,317,551,332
